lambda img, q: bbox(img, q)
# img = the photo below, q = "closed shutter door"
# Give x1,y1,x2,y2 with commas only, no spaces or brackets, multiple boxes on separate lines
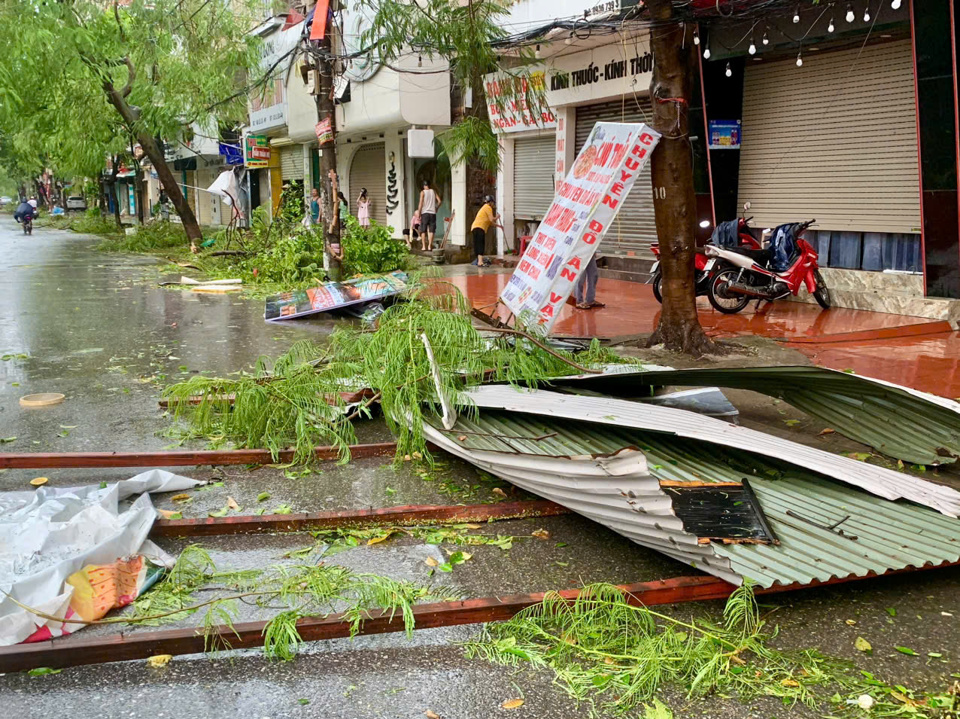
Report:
280,145,304,182
349,142,386,224
514,135,556,220
575,98,657,259
738,40,920,234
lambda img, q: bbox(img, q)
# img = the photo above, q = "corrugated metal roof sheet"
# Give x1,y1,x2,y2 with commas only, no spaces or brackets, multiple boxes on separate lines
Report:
464,386,960,517
427,389,960,588
551,365,960,466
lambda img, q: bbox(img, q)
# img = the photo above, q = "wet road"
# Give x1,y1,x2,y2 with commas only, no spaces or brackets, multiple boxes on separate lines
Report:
0,219,328,488
1,220,959,718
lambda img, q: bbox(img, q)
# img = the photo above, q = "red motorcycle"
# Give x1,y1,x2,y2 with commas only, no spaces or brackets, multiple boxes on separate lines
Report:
704,220,831,314
650,217,761,304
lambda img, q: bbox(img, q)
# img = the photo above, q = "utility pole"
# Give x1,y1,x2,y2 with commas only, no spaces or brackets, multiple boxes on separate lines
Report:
311,13,342,281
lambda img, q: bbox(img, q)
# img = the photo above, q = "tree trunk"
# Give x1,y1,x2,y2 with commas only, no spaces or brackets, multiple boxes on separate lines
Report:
645,0,718,357
101,65,203,250
314,29,342,280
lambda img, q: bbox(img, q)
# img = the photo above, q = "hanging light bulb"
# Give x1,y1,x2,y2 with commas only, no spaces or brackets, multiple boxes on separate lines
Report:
703,46,711,59
845,3,855,21
725,61,732,77
793,4,800,22
748,38,757,55
891,0,902,8
828,16,835,32
693,28,700,45
762,30,769,45
863,5,871,21
796,50,803,67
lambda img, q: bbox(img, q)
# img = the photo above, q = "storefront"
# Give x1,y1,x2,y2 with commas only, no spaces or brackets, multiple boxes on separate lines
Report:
348,142,387,225
734,40,921,273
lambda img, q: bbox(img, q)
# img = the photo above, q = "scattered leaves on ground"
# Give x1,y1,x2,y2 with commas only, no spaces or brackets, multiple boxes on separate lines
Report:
29,477,48,486
895,646,919,656
818,428,836,436
531,529,550,540
855,636,872,653
501,698,524,710
226,496,240,511
147,654,172,668
424,711,441,719
27,667,61,677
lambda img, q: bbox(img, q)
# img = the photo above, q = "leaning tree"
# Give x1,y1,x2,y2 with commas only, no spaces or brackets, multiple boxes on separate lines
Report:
0,0,262,250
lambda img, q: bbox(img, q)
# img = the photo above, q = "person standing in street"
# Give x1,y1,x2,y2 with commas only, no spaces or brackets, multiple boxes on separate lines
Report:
470,195,501,267
337,191,349,227
574,255,604,310
309,187,321,226
417,180,440,251
357,188,371,228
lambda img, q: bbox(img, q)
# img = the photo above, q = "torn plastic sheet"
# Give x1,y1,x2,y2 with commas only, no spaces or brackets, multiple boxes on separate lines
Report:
550,364,960,466
0,470,201,646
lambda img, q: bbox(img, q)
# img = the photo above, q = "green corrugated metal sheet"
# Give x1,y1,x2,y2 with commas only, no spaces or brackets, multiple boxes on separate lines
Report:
439,407,960,588
551,365,960,466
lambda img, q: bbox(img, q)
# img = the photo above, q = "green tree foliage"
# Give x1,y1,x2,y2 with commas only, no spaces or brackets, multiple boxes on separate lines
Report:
341,216,409,277
0,0,263,241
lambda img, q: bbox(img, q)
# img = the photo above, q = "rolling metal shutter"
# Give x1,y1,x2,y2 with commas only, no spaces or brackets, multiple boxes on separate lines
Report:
280,145,304,182
514,134,556,221
737,40,920,234
575,98,657,258
349,142,387,225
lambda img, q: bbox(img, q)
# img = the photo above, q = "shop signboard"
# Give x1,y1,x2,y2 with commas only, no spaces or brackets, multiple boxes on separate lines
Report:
264,271,409,321
244,135,270,168
499,122,660,331
484,68,557,134
544,40,655,108
708,120,741,149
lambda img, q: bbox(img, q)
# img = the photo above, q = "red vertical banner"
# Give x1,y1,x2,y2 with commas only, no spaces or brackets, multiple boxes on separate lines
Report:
310,0,329,40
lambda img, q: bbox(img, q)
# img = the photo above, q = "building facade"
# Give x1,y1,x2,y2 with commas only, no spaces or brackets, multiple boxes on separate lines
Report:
491,0,960,315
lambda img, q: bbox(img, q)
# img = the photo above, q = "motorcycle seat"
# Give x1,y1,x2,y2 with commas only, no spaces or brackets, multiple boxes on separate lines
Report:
728,246,772,265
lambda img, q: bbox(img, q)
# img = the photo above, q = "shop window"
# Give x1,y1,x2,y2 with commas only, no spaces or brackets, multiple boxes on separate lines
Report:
810,231,921,273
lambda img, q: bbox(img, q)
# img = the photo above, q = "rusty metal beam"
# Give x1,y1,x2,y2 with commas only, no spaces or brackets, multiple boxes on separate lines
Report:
151,499,570,537
0,576,735,673
2,561,957,673
0,442,402,469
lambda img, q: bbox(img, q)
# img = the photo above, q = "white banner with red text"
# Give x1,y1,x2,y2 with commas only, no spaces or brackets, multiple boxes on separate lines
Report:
499,122,660,331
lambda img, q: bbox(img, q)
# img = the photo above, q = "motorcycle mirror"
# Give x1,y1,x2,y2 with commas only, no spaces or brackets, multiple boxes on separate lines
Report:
699,220,710,228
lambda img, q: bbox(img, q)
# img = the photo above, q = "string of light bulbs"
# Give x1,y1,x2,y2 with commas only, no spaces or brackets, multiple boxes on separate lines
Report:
703,0,904,74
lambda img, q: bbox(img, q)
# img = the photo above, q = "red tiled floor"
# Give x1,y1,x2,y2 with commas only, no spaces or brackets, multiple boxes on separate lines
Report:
445,272,938,341
791,333,960,399
442,270,960,398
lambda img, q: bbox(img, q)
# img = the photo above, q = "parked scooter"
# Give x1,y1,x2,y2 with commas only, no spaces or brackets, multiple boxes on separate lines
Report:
703,220,831,314
649,215,762,304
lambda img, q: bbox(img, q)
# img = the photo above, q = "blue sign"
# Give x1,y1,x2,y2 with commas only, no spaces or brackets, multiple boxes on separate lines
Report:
219,142,244,166
708,120,741,150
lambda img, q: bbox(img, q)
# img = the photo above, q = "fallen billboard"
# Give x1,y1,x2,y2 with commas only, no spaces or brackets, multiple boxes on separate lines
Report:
499,122,660,331
264,271,409,322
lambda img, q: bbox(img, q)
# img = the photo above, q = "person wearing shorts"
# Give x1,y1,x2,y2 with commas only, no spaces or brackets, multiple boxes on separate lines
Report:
470,196,501,267
417,180,440,251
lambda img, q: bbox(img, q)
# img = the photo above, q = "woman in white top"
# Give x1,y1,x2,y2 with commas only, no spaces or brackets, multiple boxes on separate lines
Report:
356,188,371,228
416,180,441,251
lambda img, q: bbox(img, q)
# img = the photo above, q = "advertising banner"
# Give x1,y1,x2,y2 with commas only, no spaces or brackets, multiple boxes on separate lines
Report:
708,120,741,149
244,134,270,168
264,271,409,322
484,68,557,135
499,122,660,331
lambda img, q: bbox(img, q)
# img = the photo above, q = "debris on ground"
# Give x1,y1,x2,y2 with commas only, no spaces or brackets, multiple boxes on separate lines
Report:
0,471,201,645
264,270,409,321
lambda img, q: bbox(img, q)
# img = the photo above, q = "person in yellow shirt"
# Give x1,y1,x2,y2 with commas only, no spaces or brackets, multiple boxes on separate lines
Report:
471,196,502,267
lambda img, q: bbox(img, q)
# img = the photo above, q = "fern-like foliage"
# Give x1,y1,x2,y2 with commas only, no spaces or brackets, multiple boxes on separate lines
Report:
465,582,846,716
163,280,631,464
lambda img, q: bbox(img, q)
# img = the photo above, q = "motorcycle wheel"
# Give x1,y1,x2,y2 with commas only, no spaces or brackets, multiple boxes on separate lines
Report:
707,268,750,314
651,271,663,304
813,269,831,309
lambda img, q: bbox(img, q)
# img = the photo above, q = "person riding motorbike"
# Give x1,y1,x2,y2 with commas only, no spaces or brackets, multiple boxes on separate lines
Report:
13,198,38,224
